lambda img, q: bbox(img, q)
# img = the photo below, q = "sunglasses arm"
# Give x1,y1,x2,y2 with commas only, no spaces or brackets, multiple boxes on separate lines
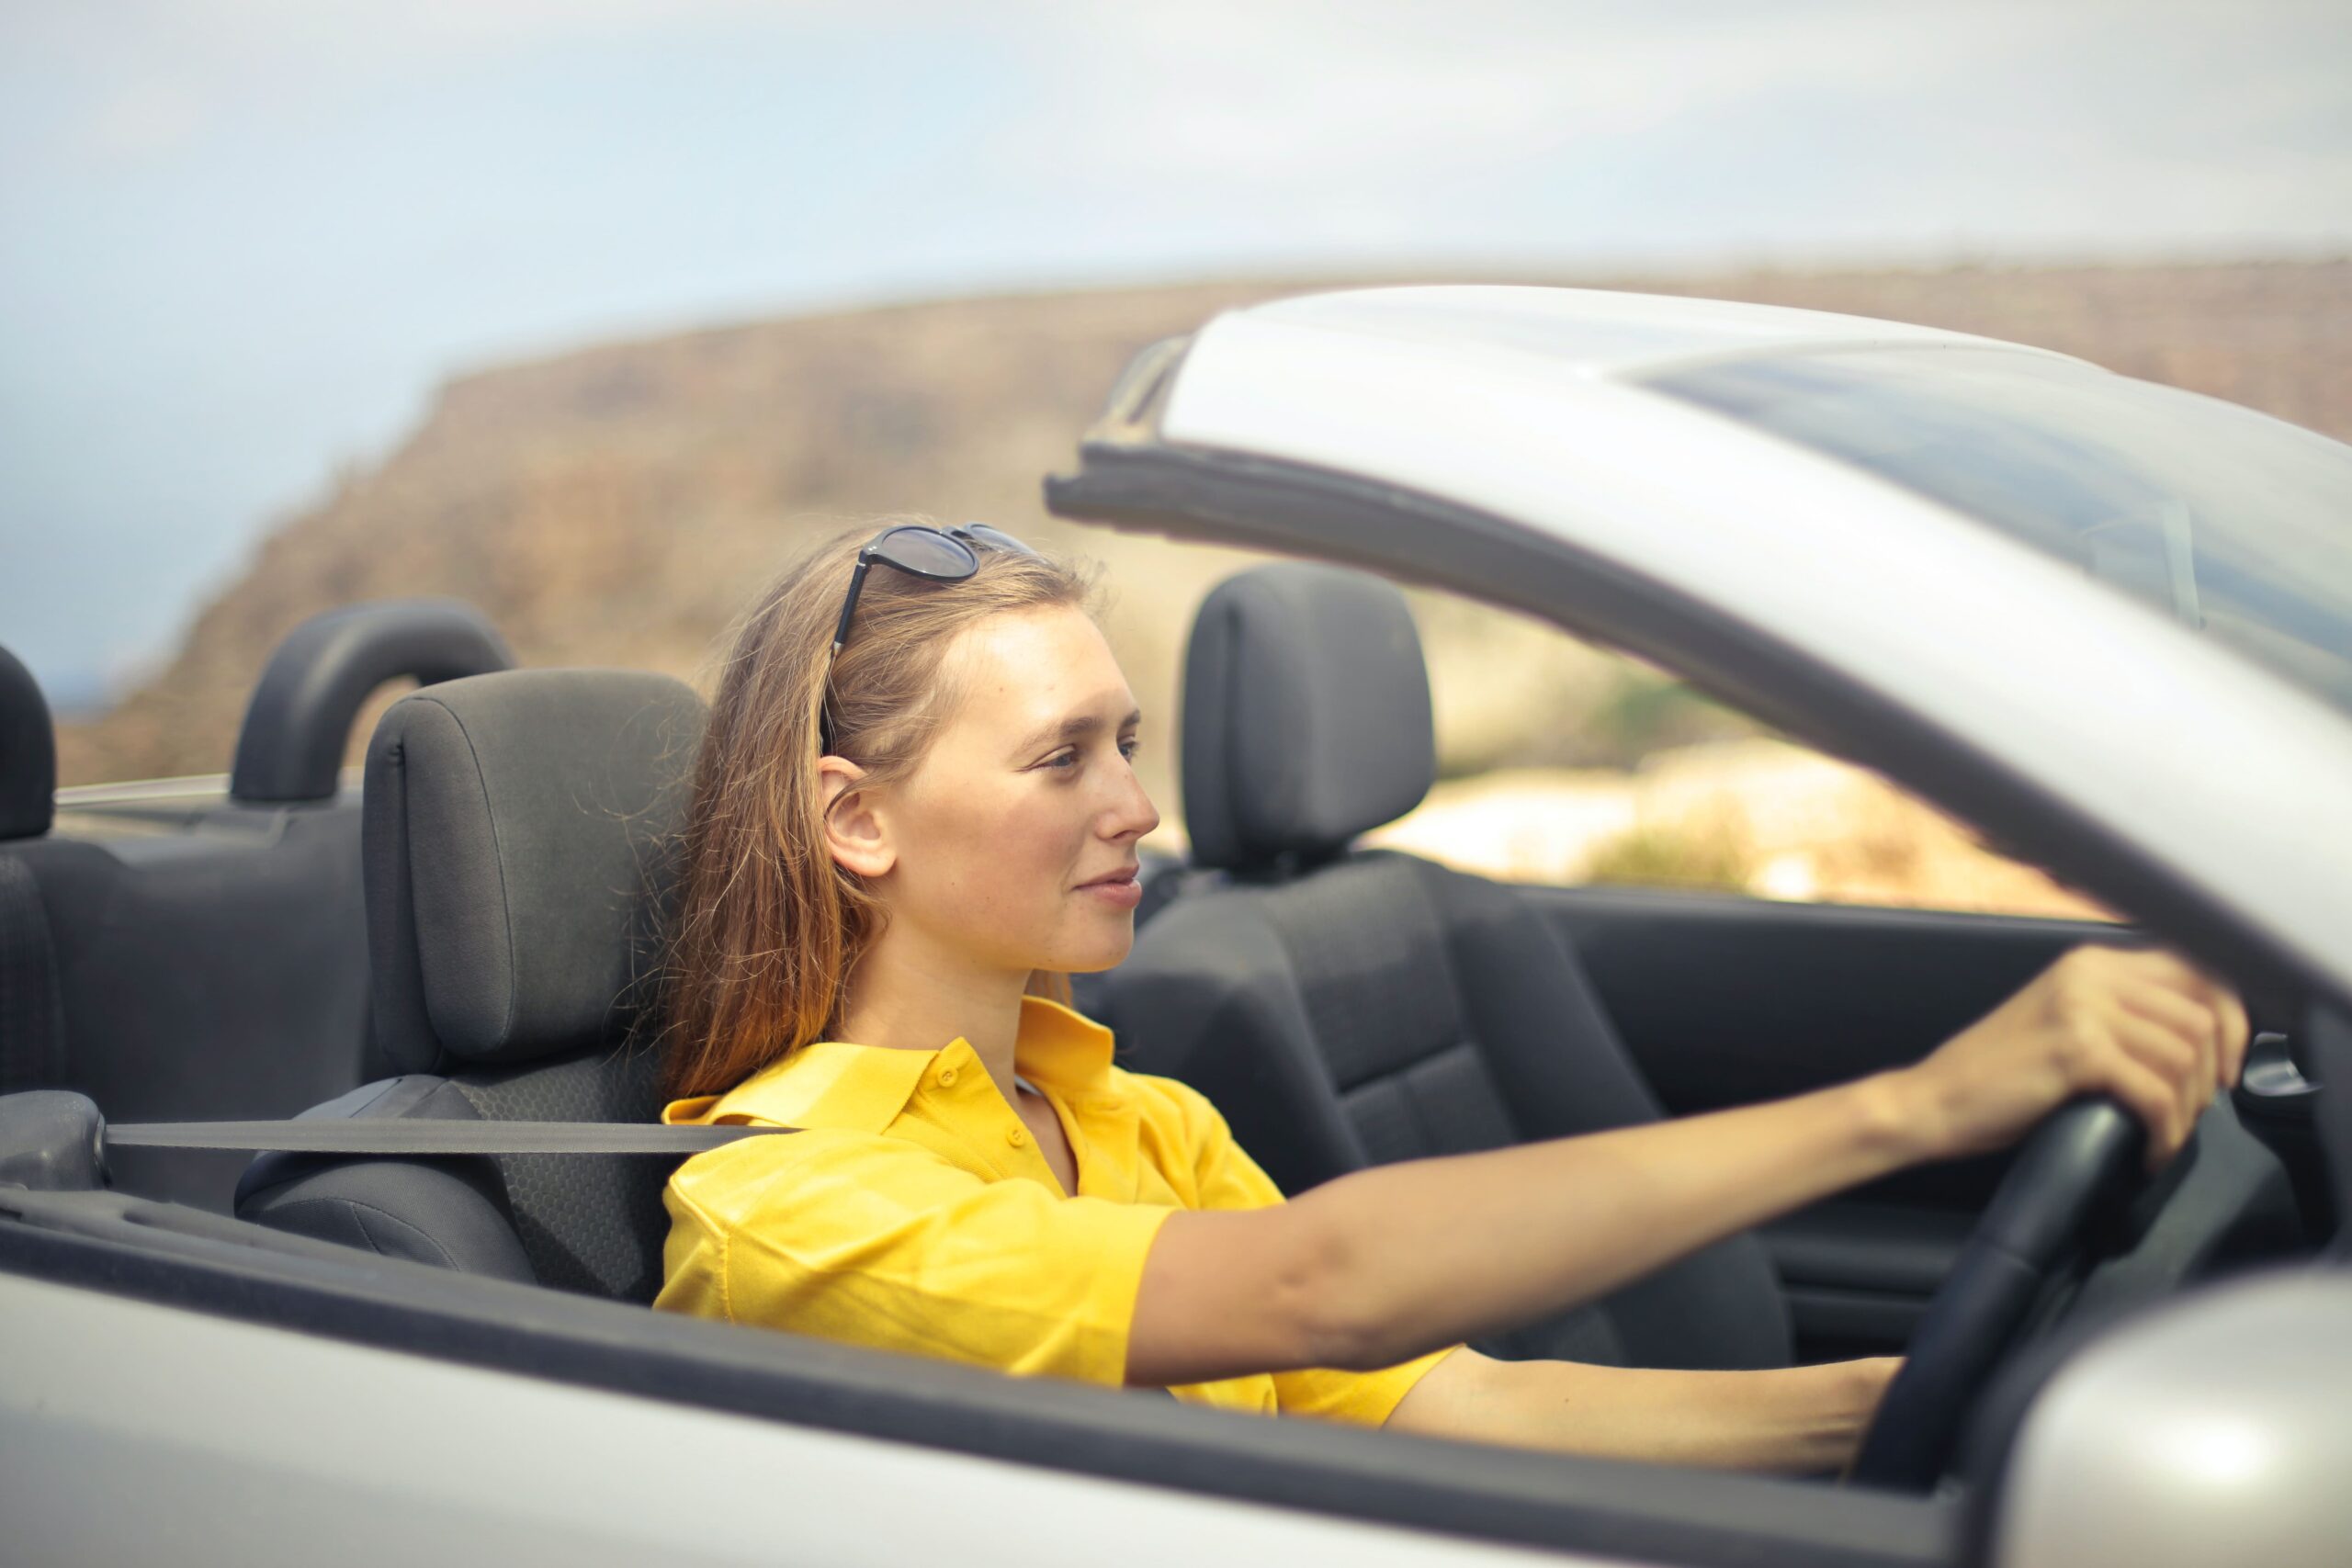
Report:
831,552,877,654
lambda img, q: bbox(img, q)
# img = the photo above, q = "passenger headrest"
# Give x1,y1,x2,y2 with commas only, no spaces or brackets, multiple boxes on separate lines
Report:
1180,563,1435,872
0,645,56,841
366,669,707,1076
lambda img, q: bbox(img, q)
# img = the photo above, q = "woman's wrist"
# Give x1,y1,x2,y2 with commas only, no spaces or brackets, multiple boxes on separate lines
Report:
1845,1066,1951,1169
1826,1356,1903,1472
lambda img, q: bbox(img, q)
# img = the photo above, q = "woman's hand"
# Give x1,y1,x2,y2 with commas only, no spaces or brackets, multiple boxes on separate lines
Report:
1385,1348,1907,1474
1893,944,2251,1172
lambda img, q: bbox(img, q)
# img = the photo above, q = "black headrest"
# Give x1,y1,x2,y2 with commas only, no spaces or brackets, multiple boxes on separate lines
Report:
0,645,56,840
1180,564,1435,872
232,598,514,804
365,669,707,1076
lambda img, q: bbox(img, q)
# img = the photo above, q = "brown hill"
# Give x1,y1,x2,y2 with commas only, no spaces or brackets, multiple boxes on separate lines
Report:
56,260,2352,823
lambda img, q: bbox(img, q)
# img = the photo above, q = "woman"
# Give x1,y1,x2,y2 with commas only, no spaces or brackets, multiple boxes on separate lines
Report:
652,521,2246,1472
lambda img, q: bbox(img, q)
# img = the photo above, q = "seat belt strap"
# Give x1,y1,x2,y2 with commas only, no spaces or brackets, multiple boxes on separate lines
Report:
105,1120,793,1156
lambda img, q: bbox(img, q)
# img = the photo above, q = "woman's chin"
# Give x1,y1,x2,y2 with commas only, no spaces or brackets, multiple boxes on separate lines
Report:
1049,926,1137,976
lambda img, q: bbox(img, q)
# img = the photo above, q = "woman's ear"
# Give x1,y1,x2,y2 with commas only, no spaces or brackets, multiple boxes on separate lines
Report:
818,756,896,879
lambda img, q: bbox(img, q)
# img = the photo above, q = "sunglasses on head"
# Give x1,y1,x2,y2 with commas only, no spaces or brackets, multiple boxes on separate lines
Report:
820,522,1042,752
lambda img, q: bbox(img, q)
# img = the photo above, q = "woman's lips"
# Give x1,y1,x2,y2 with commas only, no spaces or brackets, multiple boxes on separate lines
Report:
1077,868,1143,910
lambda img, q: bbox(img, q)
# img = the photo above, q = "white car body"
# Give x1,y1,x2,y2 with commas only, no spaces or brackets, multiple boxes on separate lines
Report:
6,284,2349,1567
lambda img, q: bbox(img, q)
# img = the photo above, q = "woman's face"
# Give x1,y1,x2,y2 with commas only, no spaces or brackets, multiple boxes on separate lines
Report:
851,604,1160,977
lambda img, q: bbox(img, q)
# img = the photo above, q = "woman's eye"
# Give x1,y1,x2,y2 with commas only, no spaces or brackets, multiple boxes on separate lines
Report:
1035,738,1138,774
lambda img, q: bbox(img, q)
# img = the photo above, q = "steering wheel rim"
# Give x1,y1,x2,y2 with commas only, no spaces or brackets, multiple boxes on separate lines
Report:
1845,1097,2148,1491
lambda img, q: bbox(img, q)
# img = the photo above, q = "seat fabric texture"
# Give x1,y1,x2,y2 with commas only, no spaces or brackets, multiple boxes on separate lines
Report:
0,644,65,1099
1102,564,1792,1371
239,669,705,1303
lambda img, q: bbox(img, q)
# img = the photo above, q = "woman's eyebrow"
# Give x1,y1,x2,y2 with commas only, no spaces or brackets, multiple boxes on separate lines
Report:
1014,707,1142,755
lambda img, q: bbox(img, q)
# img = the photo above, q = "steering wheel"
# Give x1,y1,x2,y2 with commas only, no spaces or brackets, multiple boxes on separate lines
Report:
1846,1098,2148,1491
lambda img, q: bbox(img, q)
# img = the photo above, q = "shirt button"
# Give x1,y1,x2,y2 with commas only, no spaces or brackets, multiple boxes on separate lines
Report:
935,1066,958,1088
1006,1126,1028,1148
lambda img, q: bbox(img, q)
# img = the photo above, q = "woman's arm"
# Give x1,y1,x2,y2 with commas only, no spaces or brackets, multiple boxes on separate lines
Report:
1125,943,2246,1389
1129,1055,1924,1383
1383,1348,1901,1474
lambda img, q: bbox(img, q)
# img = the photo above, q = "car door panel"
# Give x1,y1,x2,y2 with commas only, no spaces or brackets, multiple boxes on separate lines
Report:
1521,885,2124,1357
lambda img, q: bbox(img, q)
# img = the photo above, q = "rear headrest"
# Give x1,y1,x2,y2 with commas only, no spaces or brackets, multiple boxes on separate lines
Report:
366,669,707,1076
1180,564,1435,872
0,645,55,840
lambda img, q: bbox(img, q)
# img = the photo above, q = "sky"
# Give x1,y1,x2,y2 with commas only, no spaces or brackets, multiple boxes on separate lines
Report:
3,0,2347,710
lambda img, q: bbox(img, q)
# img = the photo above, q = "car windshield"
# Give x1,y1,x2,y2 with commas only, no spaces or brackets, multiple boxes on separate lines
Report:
1645,345,2352,719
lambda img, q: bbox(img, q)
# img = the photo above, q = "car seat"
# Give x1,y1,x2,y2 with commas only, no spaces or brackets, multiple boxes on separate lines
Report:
1099,563,1792,1371
1,606,513,1211
238,668,706,1301
0,644,72,1099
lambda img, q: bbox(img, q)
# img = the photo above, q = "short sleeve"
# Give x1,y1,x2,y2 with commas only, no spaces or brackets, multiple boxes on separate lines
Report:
656,1129,1176,1388
1271,1345,1464,1425
1137,1072,1288,1212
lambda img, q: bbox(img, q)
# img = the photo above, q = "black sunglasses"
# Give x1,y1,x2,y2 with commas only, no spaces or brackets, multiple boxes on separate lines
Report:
821,522,1042,751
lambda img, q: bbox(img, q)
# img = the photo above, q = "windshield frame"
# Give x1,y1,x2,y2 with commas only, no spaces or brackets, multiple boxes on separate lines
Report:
1052,422,2349,1020
1640,344,2352,724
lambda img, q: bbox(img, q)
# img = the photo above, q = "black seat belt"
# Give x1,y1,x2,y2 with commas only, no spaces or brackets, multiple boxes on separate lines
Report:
104,1120,793,1156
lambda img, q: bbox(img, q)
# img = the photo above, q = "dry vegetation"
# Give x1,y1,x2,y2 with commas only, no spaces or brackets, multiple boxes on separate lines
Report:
53,259,2348,916
1367,741,2118,919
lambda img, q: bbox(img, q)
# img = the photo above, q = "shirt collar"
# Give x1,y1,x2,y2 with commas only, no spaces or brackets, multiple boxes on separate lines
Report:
662,995,1117,1133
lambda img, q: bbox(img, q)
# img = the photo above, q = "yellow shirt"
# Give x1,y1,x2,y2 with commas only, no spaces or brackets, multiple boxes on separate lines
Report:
656,996,1457,1423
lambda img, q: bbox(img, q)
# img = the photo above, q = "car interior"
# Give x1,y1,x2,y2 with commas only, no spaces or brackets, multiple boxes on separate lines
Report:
0,552,2335,1557
0,601,514,1211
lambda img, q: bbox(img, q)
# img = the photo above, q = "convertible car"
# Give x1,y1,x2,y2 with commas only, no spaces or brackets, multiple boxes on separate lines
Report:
3,287,2347,1566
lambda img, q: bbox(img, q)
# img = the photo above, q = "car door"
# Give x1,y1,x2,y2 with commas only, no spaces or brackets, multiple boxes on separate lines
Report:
1530,884,2120,1359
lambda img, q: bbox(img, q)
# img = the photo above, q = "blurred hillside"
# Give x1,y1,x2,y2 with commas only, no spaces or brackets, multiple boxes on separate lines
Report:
55,259,2352,846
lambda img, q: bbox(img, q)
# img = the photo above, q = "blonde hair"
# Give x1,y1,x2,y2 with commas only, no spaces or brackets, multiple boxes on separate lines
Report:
660,522,1094,1098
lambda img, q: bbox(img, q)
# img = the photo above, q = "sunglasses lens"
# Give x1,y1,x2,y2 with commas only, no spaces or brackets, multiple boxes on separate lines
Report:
958,524,1040,558
873,526,978,579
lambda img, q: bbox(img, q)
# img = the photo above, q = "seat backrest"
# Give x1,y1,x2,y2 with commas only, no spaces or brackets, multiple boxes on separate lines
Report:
1,607,514,1212
1104,565,1792,1371
0,645,67,1100
241,669,707,1301
5,644,376,1216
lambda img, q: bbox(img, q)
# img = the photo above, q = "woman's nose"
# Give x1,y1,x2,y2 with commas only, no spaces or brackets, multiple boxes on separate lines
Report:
1102,761,1160,841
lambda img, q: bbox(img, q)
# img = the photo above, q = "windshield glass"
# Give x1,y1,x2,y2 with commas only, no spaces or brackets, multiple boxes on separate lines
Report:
1645,346,2352,718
